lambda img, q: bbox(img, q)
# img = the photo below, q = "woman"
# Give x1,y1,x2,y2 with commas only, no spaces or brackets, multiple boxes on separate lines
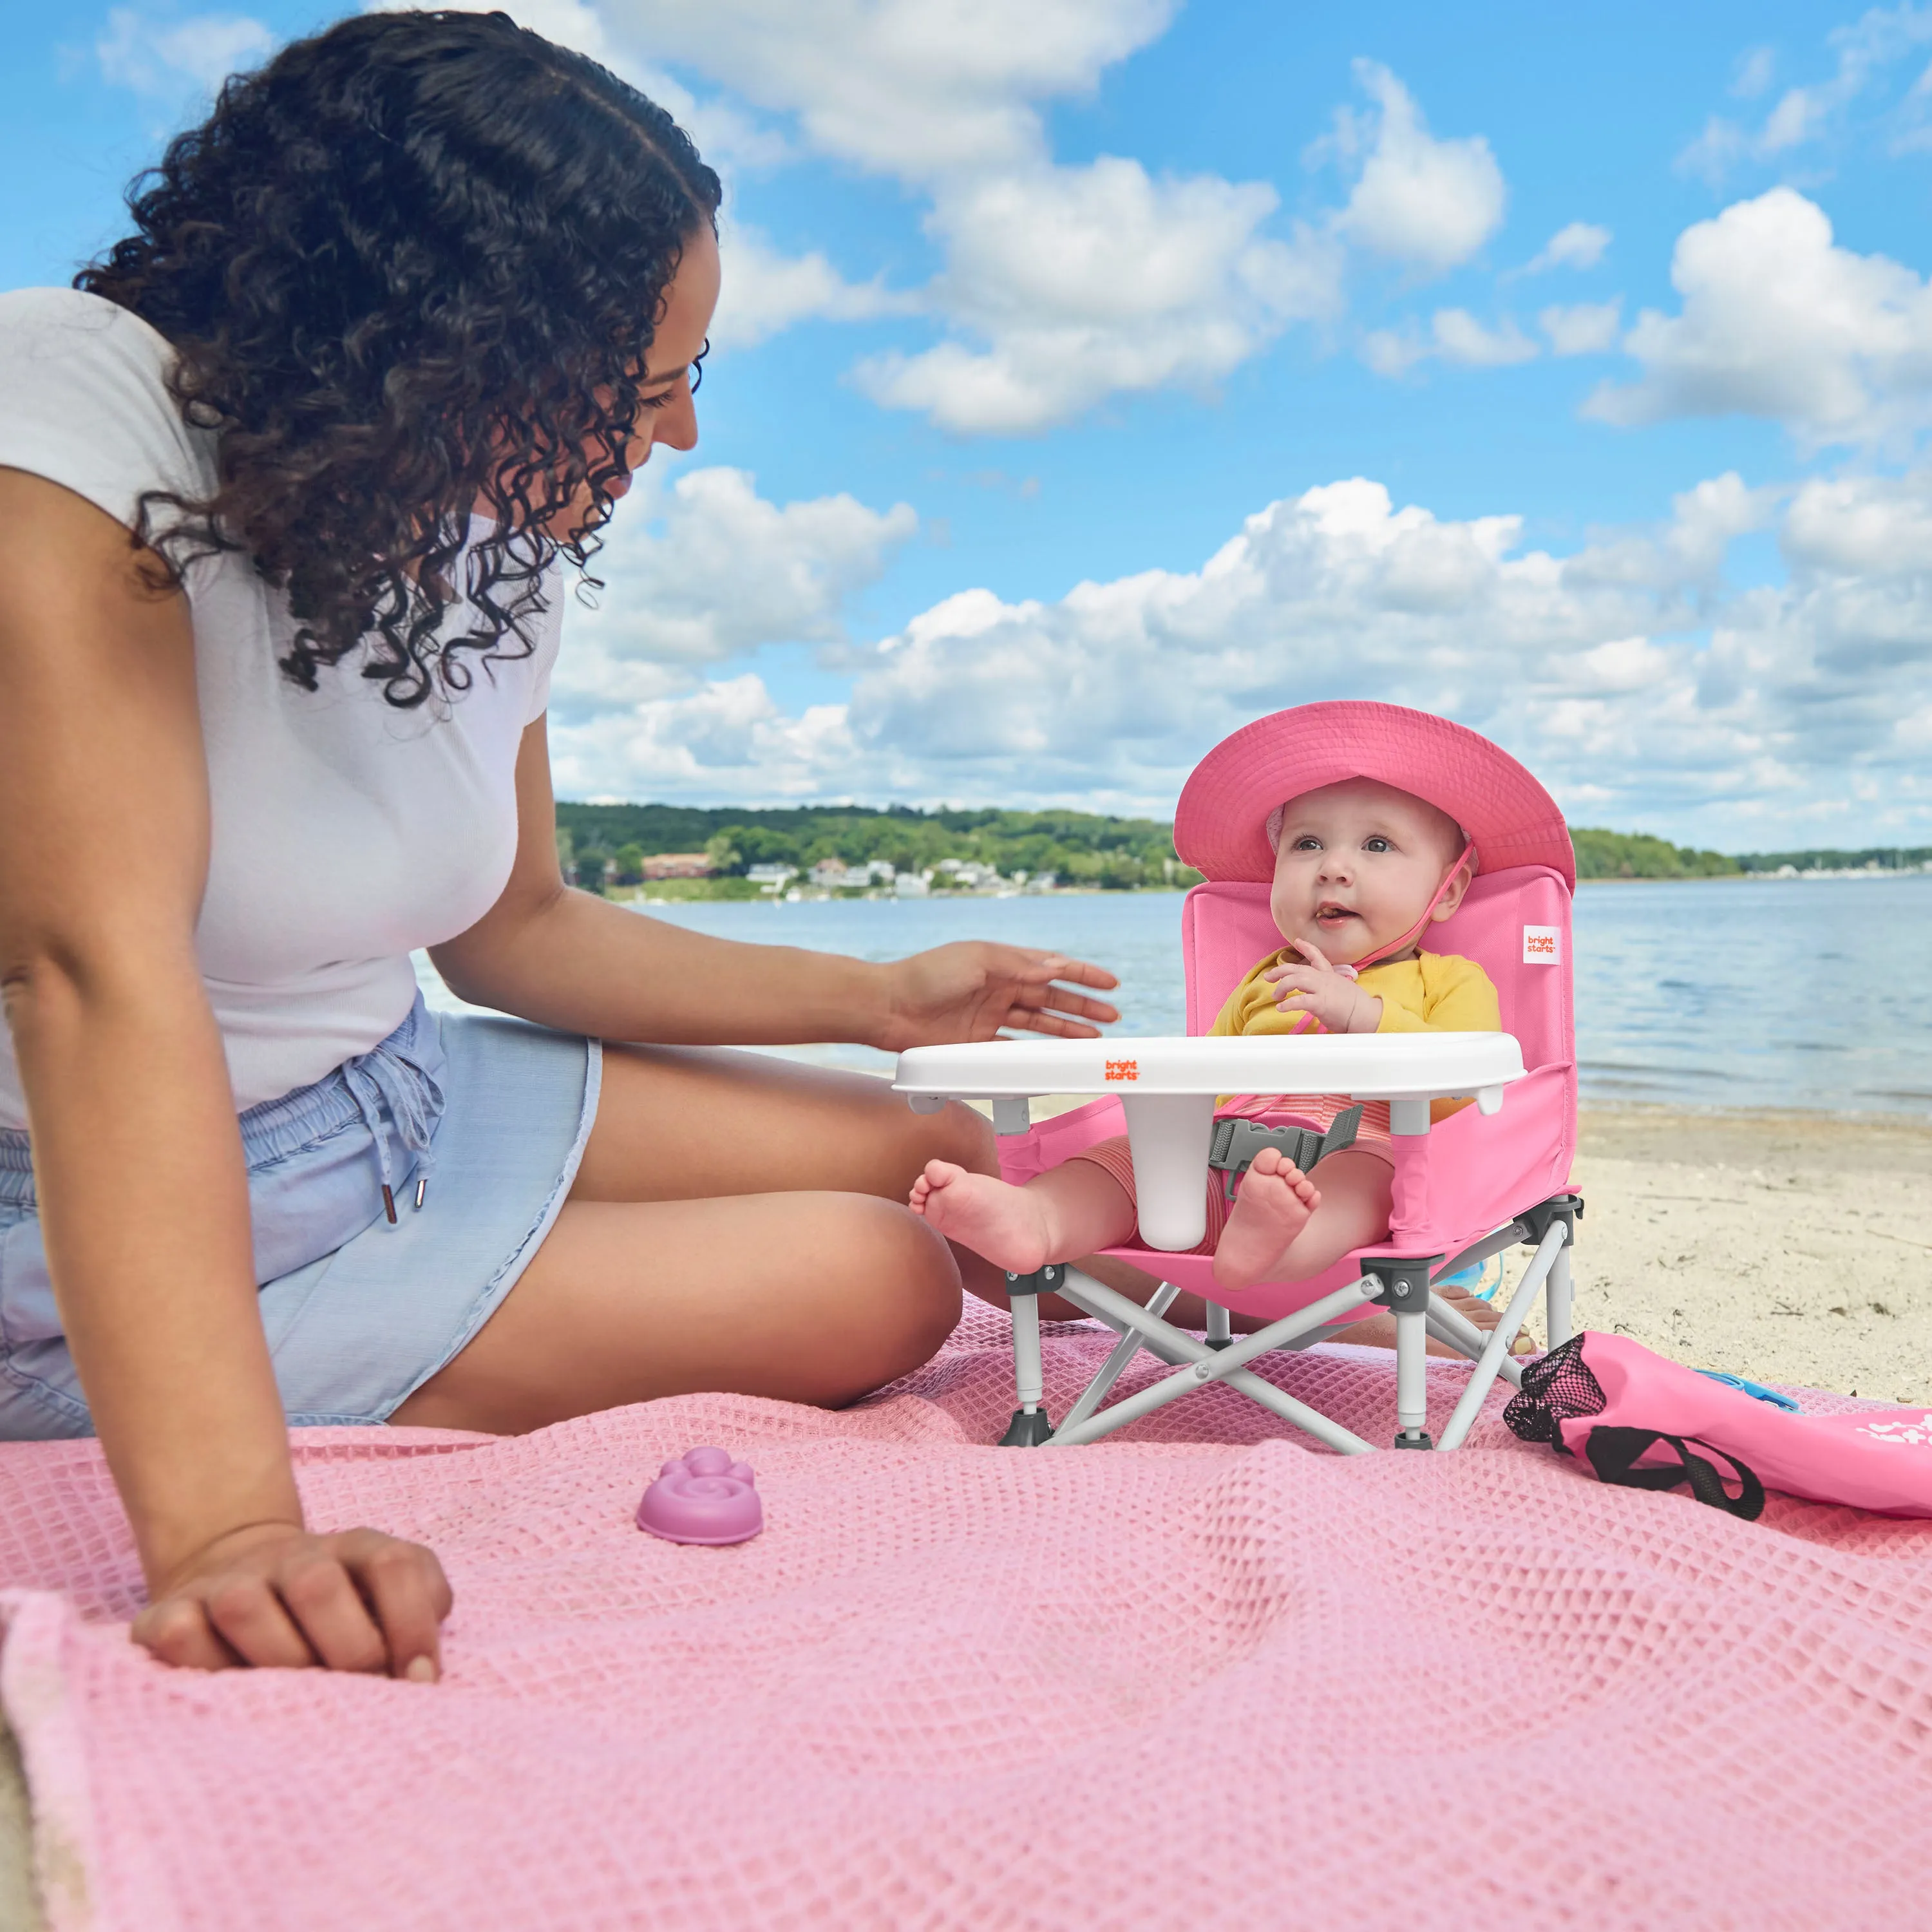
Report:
0,12,1115,1681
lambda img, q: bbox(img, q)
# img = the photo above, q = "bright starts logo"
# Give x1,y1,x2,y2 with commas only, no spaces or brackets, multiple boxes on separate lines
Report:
1104,1059,1140,1082
1522,925,1560,965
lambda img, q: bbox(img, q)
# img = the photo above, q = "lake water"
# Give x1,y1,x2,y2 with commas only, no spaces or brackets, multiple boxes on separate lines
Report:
417,873,1932,1117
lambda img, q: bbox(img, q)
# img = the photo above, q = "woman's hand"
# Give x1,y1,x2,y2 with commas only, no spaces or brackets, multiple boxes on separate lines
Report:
1264,940,1383,1034
131,1520,453,1678
876,943,1120,1052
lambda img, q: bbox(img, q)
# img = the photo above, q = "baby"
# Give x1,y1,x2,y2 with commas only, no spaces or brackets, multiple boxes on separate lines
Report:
910,775,1500,1294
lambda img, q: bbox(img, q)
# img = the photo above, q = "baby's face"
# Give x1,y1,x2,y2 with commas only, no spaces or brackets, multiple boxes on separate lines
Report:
1269,778,1467,966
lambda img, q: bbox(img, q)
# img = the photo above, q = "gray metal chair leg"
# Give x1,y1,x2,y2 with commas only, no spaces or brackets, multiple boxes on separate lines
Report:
1436,1222,1568,1451
1365,1258,1441,1448
1546,1242,1575,1349
1425,1296,1527,1390
1520,1193,1583,1350
999,1264,1057,1446
1393,1306,1431,1447
1056,1282,1181,1435
1204,1298,1233,1350
1047,1270,1383,1453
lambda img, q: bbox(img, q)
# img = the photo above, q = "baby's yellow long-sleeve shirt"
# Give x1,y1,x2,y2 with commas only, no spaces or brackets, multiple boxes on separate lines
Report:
1207,948,1501,1126
1209,948,1501,1039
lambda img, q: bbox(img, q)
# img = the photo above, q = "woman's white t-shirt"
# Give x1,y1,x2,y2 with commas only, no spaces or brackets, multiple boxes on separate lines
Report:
0,288,563,1130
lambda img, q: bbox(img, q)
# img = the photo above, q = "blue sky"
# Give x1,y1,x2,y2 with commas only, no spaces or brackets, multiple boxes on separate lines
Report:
8,1,1932,849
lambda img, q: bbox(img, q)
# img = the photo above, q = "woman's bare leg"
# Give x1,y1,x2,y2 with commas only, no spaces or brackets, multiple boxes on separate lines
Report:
391,1189,960,1433
393,1043,995,1432
567,1043,994,1206
573,1041,1014,1303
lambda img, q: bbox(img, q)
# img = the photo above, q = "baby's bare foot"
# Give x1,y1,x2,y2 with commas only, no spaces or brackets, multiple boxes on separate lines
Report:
1213,1148,1321,1291
909,1160,1059,1273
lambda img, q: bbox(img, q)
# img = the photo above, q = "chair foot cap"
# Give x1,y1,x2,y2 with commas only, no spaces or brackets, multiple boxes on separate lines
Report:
1000,1408,1054,1447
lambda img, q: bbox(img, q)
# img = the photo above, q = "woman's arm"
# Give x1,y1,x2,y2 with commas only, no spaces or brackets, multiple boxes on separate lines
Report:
432,719,1120,1048
0,471,448,1674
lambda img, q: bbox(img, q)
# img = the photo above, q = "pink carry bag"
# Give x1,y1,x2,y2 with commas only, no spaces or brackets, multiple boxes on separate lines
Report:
1506,1332,1932,1519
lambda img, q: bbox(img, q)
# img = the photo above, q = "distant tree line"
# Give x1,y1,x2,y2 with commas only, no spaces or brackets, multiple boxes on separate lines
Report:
550,800,1931,895
553,802,1195,893
1567,828,1738,880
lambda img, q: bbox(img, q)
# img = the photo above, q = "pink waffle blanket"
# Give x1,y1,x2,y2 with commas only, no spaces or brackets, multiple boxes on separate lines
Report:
5,1303,1932,1931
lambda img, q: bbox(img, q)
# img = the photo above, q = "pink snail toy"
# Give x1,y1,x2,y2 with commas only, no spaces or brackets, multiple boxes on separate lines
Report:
635,1446,764,1546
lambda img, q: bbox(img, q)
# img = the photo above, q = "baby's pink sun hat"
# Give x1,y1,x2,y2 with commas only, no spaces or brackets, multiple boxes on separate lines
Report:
1175,701,1575,891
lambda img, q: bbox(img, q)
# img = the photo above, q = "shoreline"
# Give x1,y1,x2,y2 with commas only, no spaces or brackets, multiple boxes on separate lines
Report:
615,871,1932,903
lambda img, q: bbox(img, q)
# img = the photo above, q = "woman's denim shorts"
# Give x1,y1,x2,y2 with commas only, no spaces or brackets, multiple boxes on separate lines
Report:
0,994,600,1438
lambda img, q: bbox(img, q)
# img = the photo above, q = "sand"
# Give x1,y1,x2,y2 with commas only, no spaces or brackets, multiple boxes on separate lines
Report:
1560,1104,1932,1404
1,1102,1926,1922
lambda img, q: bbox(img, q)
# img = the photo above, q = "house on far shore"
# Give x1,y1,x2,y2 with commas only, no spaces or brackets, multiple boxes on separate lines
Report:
641,853,714,880
747,863,798,891
810,857,875,891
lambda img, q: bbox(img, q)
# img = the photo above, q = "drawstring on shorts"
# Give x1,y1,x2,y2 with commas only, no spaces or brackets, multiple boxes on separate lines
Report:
341,1032,444,1226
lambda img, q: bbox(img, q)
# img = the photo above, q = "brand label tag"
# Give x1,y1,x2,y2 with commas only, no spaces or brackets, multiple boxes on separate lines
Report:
1522,925,1561,964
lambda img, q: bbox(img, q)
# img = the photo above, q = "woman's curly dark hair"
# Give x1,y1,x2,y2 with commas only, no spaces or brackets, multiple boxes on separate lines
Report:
76,9,720,706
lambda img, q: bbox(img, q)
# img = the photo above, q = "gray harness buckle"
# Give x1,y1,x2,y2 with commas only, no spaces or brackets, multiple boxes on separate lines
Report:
1207,1103,1365,1202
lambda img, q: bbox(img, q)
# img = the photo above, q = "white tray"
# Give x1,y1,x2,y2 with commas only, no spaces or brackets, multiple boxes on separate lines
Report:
894,1031,1524,1103
893,1032,1526,1251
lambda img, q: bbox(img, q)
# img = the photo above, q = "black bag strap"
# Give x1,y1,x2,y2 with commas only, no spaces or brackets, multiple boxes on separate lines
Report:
1584,1427,1766,1521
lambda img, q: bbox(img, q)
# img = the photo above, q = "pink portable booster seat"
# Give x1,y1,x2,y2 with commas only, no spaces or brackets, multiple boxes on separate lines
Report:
994,864,1578,1329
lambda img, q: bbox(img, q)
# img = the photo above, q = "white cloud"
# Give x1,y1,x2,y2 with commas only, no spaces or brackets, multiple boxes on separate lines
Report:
833,473,1932,838
1680,6,1932,180
1782,468,1932,573
561,0,1345,430
1674,120,1751,184
1540,299,1623,357
710,226,911,350
370,0,790,171
1565,472,1777,589
1732,45,1777,99
1361,309,1538,378
1325,61,1506,275
1523,221,1611,274
410,17,1501,432
1358,326,1428,380
1430,309,1539,368
1587,189,1932,446
545,465,915,719
852,158,1341,433
596,0,1177,181
96,6,272,98
545,465,1932,842
547,674,864,801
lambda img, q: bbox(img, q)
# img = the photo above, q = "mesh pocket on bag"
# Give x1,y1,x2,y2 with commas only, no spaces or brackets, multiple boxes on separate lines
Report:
1503,1334,1607,1448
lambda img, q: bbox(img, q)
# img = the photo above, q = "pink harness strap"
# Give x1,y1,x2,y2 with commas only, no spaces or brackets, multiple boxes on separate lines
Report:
1336,838,1477,977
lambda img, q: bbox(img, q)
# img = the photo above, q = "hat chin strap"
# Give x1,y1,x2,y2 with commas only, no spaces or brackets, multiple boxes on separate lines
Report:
1332,840,1476,981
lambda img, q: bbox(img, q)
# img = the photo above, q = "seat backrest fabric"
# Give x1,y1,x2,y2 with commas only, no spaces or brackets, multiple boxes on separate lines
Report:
1179,867,1574,1074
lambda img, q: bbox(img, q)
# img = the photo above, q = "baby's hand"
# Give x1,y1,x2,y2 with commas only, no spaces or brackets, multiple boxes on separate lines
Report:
1264,940,1383,1034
